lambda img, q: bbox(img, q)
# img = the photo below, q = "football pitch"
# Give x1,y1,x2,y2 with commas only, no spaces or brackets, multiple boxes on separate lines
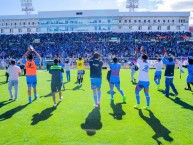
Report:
0,69,193,145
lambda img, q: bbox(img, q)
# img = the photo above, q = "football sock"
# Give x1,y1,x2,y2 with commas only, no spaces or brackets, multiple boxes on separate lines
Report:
81,78,83,83
118,88,124,97
97,91,101,103
135,91,140,104
28,97,32,103
136,95,140,104
145,92,150,106
93,93,97,105
110,89,114,99
78,78,81,84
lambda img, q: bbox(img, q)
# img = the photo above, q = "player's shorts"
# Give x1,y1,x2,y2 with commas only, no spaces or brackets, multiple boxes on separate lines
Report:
136,81,150,90
110,81,120,88
154,71,162,80
187,74,193,83
51,82,62,93
26,75,37,88
78,70,84,77
90,78,102,90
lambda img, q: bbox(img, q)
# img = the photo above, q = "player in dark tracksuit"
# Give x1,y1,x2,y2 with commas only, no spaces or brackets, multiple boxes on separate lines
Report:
162,52,178,98
49,59,64,107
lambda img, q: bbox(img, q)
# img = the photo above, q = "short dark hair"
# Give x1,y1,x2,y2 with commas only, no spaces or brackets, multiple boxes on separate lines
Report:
113,57,118,63
79,57,82,60
188,57,193,64
11,60,15,65
142,54,148,61
158,58,161,62
168,56,173,62
54,59,59,65
94,52,100,59
65,59,69,63
28,54,33,60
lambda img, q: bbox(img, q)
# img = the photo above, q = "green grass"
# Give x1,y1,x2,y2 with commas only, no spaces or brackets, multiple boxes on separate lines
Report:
0,69,193,145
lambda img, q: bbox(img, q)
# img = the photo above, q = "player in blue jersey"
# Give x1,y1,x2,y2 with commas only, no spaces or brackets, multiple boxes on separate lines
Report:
134,47,151,110
109,57,126,103
185,57,193,91
89,52,103,107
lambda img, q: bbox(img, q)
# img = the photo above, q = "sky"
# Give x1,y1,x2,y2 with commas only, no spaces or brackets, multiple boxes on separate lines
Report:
0,0,192,24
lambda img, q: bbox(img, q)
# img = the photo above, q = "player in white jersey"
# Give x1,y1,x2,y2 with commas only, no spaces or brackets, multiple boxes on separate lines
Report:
154,58,163,90
134,47,151,110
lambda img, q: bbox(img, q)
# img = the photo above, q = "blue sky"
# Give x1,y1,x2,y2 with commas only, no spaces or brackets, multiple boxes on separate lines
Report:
0,0,192,24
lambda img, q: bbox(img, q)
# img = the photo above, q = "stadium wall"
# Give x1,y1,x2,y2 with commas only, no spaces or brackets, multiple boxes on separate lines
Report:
0,9,190,34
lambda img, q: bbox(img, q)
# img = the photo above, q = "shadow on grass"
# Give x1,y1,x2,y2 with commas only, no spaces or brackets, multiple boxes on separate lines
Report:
0,103,29,121
158,89,175,96
0,81,7,85
40,92,52,98
0,100,14,108
109,100,126,120
168,97,193,111
73,85,81,90
107,91,116,94
31,106,57,125
132,81,137,85
72,85,85,91
81,107,102,136
138,109,173,145
64,82,69,84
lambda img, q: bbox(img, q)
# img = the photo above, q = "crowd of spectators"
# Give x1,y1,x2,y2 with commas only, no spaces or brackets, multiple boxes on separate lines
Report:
0,32,192,60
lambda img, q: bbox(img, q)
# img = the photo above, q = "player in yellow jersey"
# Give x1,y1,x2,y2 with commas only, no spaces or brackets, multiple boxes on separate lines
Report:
76,57,85,86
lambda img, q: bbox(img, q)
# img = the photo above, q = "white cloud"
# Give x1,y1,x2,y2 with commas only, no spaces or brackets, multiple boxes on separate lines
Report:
156,0,193,11
116,0,126,7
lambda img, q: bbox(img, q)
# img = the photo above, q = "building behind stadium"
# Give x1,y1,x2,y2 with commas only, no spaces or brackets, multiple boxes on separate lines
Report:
0,9,190,34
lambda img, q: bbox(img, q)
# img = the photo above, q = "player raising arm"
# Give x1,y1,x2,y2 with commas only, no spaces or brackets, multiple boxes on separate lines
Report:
134,46,151,110
24,45,41,103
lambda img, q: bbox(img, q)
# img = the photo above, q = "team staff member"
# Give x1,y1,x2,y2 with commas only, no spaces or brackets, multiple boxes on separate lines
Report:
89,52,103,107
24,46,41,103
49,59,64,107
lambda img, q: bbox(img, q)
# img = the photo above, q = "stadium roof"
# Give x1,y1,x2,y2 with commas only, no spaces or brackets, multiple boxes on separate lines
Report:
0,9,190,20
38,9,190,18
0,14,38,20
